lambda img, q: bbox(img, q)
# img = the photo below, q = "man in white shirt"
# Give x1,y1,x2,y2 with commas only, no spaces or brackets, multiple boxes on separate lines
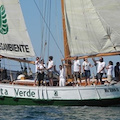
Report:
82,58,92,85
73,56,81,85
37,59,46,86
92,57,106,84
47,56,54,86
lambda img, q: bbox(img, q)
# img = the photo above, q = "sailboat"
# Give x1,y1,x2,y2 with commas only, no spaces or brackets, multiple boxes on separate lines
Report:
0,0,120,106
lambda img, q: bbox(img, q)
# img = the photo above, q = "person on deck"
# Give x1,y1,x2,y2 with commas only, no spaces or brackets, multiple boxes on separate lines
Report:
59,62,66,87
114,62,120,82
92,57,106,84
106,61,113,83
37,59,46,86
34,57,40,86
73,56,81,85
28,67,33,78
47,56,54,86
23,67,27,77
82,58,93,86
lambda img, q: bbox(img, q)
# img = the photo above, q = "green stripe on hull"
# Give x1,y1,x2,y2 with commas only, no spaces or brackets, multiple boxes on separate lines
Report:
0,96,120,106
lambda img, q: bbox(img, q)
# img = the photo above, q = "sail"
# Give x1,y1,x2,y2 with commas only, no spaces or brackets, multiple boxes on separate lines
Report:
0,0,35,58
64,0,120,57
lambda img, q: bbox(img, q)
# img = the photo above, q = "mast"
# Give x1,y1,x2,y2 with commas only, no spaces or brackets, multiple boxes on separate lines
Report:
62,0,120,59
61,0,72,77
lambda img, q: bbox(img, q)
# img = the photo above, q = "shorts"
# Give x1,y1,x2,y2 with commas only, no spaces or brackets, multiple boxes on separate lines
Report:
48,71,53,79
85,70,91,78
74,72,80,79
96,73,103,83
107,75,112,82
37,72,44,81
34,72,38,80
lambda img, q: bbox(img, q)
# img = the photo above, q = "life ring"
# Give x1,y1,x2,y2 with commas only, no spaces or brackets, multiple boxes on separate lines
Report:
17,74,25,80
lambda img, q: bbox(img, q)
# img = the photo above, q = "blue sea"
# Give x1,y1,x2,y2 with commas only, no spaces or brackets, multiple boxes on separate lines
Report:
0,106,120,120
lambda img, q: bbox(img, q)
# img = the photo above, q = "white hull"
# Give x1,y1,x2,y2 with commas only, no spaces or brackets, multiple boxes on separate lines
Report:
0,82,120,106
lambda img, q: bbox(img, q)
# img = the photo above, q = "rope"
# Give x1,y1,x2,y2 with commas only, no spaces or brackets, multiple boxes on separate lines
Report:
47,0,51,58
42,41,47,59
40,1,47,57
33,0,64,58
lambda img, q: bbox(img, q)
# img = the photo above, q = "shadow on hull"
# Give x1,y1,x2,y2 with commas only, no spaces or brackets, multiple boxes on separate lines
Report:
0,96,120,107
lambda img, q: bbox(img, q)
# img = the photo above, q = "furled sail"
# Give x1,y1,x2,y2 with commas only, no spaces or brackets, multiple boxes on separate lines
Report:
64,0,120,57
0,0,35,58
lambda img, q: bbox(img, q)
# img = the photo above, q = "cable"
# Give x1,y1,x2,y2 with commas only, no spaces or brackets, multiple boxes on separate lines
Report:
33,0,64,57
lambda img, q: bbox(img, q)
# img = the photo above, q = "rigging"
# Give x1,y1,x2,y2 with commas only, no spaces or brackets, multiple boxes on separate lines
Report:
33,0,64,58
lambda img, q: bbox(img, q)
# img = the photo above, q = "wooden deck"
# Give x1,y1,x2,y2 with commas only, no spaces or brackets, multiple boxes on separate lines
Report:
9,77,107,86
66,77,107,86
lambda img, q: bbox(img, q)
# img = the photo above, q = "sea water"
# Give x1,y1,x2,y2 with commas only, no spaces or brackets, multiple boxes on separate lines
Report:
0,105,120,120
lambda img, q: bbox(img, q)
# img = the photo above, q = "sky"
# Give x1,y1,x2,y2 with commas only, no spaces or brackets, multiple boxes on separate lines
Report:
20,0,120,74
19,0,64,71
1,0,120,75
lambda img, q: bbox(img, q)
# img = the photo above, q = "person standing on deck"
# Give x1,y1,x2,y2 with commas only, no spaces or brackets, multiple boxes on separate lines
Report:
114,62,120,82
37,59,46,86
47,56,54,86
92,57,106,84
73,56,81,85
106,61,113,83
34,57,40,86
59,61,66,87
82,58,93,86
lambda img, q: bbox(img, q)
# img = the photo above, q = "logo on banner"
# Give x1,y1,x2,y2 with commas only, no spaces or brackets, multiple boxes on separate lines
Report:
0,5,8,34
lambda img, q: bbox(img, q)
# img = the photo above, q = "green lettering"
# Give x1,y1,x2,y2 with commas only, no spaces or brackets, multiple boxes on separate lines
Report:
14,88,35,98
31,91,35,97
14,88,19,96
0,88,3,95
5,89,8,95
19,91,23,96
27,90,31,97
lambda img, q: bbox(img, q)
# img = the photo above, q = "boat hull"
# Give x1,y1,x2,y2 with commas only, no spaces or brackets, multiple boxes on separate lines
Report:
0,96,120,106
0,83,120,106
